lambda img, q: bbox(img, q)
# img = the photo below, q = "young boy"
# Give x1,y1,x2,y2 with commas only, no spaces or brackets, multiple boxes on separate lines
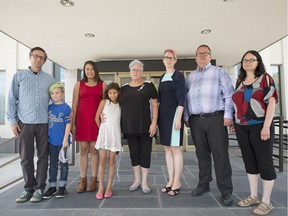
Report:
43,82,71,199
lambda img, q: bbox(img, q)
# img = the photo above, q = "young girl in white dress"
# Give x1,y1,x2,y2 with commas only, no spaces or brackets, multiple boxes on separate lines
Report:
95,83,121,199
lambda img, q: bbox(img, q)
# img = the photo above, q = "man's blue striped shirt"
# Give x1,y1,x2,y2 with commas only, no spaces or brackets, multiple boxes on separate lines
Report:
7,68,55,125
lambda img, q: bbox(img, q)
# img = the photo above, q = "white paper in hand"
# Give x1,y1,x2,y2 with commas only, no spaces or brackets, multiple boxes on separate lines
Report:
58,146,71,163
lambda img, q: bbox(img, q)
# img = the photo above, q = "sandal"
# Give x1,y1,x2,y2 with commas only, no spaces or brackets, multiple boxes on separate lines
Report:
238,196,261,207
168,187,181,196
161,186,172,193
252,202,274,215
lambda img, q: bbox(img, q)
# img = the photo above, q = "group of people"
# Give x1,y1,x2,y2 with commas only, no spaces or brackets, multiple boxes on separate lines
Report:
6,45,278,216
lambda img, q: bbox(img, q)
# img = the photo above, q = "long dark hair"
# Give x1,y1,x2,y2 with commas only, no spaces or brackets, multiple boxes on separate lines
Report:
239,50,266,81
104,82,120,103
82,60,102,83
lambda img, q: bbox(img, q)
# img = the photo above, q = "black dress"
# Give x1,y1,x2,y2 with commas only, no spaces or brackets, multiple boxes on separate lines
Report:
158,71,185,146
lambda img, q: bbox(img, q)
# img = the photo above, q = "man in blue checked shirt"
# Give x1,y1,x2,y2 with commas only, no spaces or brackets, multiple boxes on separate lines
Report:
7,47,55,203
184,44,234,206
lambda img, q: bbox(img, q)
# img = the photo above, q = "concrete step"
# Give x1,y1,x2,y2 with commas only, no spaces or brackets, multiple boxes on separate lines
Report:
0,154,22,191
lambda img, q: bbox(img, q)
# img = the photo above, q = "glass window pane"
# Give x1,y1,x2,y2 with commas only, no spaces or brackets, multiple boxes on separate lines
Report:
120,77,131,86
0,70,5,123
151,76,160,90
60,67,66,83
269,65,281,116
100,73,115,84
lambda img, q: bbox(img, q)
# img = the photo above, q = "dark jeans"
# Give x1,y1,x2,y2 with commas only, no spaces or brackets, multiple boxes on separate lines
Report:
48,144,69,187
18,122,48,192
188,114,233,195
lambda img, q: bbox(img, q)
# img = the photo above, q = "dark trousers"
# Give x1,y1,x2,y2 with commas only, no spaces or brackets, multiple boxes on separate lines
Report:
18,122,48,192
188,114,233,195
234,123,276,180
48,144,69,187
126,134,152,168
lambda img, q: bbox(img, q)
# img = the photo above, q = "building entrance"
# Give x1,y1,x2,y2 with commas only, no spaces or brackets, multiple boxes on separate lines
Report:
99,71,194,152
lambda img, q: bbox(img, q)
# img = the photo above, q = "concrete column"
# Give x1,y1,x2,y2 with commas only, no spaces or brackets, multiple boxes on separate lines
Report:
65,69,78,107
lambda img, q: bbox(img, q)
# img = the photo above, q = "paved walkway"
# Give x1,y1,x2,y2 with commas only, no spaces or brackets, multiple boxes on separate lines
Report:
0,149,287,216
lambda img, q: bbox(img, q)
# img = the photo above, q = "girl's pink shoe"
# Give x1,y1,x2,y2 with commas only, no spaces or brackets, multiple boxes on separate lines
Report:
104,192,113,198
96,192,104,200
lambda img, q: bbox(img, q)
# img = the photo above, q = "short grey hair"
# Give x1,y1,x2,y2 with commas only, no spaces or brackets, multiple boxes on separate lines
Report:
129,59,144,70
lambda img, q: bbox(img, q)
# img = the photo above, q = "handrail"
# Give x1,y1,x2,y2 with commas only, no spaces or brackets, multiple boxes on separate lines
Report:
273,116,287,172
228,116,287,172
70,135,76,166
0,136,76,166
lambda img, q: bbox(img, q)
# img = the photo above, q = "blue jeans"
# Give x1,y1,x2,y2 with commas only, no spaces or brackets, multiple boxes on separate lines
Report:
48,144,69,187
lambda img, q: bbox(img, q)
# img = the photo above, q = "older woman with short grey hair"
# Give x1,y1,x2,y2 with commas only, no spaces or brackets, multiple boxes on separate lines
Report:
120,59,158,194
128,59,144,70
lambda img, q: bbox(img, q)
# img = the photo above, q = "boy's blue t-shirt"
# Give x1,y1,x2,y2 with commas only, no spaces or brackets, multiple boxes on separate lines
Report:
48,103,71,146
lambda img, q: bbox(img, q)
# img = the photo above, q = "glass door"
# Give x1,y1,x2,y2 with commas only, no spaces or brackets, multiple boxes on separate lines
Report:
150,72,164,151
117,71,194,152
99,72,116,84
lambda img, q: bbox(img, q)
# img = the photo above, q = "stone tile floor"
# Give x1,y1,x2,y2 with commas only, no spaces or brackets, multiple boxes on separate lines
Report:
0,149,287,216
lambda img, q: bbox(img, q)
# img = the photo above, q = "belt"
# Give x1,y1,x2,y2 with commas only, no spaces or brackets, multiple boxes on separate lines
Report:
190,111,224,118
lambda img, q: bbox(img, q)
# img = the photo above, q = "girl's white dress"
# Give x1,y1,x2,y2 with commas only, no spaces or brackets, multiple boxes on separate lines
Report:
95,99,122,152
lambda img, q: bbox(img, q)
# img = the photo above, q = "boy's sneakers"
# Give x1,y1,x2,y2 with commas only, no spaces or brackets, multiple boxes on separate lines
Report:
56,187,67,198
15,190,33,203
30,189,43,203
43,187,57,199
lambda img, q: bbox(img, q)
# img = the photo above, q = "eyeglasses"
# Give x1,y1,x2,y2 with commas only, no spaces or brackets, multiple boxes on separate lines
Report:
164,56,176,60
131,69,142,73
196,52,210,57
31,54,45,61
242,59,258,63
